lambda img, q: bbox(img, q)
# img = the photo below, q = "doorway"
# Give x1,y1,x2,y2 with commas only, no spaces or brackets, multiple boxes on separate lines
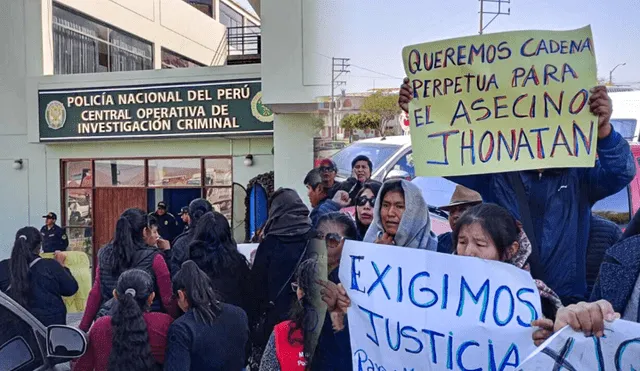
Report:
93,188,147,250
147,188,202,235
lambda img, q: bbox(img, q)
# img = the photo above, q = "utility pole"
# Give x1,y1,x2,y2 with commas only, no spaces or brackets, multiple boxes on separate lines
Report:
331,57,350,141
479,0,510,35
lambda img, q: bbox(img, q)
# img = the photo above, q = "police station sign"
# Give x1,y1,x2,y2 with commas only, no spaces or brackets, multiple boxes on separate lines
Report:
38,79,273,141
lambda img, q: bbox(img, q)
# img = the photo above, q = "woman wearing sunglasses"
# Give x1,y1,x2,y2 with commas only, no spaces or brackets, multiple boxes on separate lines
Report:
353,181,382,240
315,212,358,282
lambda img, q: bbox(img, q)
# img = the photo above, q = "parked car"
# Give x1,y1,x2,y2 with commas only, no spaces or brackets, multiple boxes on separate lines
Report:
0,290,87,370
331,135,640,230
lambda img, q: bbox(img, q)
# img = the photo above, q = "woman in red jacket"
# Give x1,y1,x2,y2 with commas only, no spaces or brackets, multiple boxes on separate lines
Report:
73,268,173,371
259,258,319,371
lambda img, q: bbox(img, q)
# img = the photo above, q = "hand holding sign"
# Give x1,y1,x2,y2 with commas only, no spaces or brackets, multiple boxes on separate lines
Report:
588,86,613,138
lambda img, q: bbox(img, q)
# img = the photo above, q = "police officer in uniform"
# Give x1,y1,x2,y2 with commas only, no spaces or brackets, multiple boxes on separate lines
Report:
178,206,190,233
149,201,179,242
40,212,68,253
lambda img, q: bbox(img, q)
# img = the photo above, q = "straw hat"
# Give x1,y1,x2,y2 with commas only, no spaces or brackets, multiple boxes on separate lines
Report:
439,185,482,211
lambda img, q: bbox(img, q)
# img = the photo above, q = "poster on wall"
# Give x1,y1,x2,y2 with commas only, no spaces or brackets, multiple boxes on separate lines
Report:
39,79,274,142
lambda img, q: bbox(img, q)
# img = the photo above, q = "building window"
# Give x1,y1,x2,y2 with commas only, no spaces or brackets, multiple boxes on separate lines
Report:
184,0,214,18
161,48,205,69
61,157,233,269
220,1,244,35
52,4,153,74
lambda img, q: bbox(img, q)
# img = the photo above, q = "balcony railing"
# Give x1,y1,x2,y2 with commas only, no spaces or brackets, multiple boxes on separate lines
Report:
227,26,261,65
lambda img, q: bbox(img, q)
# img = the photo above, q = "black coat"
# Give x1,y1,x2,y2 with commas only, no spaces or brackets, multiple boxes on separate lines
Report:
248,231,312,347
0,258,78,326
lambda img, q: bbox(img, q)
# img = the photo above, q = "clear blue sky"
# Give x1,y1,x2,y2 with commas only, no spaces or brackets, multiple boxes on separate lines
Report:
311,0,640,94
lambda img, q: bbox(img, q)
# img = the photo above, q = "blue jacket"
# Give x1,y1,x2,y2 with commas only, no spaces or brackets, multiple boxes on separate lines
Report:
310,198,341,227
586,214,622,296
590,235,640,322
448,129,636,302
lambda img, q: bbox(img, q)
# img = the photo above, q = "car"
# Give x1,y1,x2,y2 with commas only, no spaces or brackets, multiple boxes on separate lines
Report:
330,135,640,230
0,290,87,370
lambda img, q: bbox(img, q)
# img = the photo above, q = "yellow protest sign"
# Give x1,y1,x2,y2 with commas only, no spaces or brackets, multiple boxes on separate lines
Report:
402,26,598,177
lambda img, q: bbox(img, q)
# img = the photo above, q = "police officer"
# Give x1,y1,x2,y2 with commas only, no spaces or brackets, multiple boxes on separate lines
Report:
149,201,179,242
40,212,68,253
178,206,190,233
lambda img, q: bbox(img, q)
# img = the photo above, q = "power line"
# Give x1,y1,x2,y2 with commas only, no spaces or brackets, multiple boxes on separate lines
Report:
315,52,402,80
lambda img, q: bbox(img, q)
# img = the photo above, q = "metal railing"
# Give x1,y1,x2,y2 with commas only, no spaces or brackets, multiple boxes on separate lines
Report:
227,26,261,57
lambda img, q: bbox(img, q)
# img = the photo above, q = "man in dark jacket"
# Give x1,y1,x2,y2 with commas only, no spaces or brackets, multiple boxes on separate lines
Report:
585,214,622,295
41,212,68,253
400,82,636,304
339,155,374,205
304,169,349,226
150,201,179,242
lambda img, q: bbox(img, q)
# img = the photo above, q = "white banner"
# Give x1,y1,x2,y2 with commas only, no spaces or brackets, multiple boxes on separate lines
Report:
518,320,640,370
338,240,542,371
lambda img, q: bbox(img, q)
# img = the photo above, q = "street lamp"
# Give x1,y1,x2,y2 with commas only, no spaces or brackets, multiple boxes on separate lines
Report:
609,63,626,85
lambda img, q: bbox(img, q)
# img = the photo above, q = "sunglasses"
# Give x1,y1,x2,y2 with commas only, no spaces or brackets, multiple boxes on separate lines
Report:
291,282,299,292
356,196,375,207
317,233,344,248
319,166,336,173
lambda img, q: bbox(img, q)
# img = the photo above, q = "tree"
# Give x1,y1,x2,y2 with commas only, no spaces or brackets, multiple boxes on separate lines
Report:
340,113,380,138
361,91,401,136
310,114,327,136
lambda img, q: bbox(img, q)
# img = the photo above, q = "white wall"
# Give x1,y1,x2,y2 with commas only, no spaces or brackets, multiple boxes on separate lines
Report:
43,0,229,71
273,113,316,206
260,0,326,105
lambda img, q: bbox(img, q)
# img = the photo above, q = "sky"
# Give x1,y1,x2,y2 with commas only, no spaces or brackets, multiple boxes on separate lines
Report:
311,0,640,95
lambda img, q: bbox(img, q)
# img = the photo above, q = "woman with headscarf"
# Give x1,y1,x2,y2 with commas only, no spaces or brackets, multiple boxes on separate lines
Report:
363,179,438,250
248,188,314,369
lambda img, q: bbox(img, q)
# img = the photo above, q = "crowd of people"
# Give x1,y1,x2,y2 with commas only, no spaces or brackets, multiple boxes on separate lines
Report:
0,83,639,370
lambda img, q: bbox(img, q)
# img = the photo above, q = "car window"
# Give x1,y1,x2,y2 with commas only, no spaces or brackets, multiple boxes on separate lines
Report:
0,303,44,371
0,337,35,371
331,142,401,178
610,119,637,141
592,186,631,227
391,151,416,179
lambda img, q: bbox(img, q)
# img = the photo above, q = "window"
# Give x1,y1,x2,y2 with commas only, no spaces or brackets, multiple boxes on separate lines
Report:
61,157,233,261
391,151,416,179
610,119,637,141
161,48,205,69
53,4,153,74
0,303,44,371
220,1,244,36
184,0,213,17
592,186,631,227
331,142,401,179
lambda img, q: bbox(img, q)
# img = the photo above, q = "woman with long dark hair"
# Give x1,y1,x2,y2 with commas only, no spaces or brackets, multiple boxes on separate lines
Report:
187,211,251,312
164,261,249,371
79,208,176,332
248,188,314,368
259,258,320,371
74,269,173,371
0,227,78,326
170,198,212,276
353,181,382,240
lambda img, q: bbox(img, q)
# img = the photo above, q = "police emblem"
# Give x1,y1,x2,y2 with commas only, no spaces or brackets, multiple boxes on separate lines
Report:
251,91,274,123
45,100,66,130
165,221,169,225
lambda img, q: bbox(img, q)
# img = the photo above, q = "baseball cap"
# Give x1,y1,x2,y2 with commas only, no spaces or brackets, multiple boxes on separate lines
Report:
178,206,189,216
43,212,57,220
157,201,167,210
318,159,337,171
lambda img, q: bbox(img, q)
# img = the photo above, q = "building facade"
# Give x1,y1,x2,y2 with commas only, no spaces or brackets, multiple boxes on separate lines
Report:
0,0,275,261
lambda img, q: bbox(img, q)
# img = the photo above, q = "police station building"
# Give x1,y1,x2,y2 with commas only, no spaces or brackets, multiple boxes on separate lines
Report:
0,0,326,262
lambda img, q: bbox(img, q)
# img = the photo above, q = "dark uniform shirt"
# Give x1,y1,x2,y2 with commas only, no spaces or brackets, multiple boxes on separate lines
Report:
40,224,69,253
151,212,179,242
